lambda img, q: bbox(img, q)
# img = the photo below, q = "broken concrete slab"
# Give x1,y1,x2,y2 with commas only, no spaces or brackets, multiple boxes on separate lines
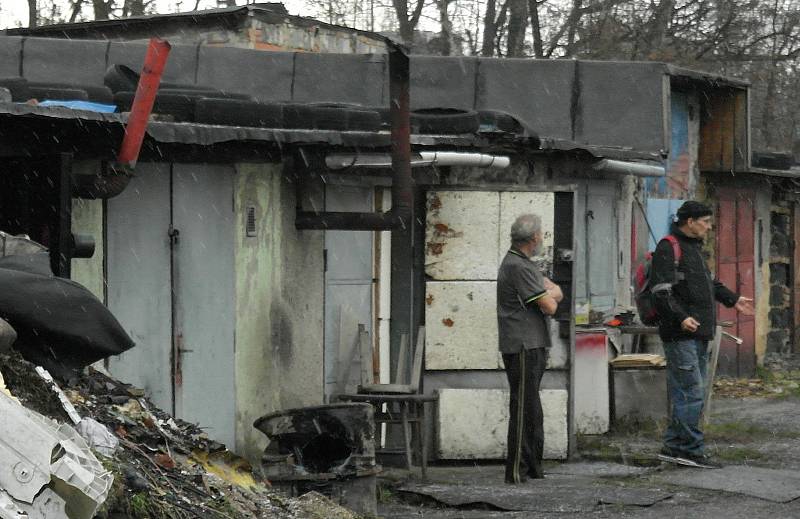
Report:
654,465,800,503
545,461,652,478
399,479,672,512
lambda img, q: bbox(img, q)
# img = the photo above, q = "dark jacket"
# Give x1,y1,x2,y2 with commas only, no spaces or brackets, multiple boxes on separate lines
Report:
651,227,739,342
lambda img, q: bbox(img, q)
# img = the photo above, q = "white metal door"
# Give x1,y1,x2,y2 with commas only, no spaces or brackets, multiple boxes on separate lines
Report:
107,163,173,412
107,163,236,449
324,185,375,400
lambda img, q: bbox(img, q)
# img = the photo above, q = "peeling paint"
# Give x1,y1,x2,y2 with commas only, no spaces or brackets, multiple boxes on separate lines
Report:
442,318,455,327
426,294,435,306
427,242,445,256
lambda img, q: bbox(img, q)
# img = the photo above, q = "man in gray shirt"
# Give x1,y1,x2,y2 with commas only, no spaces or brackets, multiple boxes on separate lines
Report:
497,214,562,484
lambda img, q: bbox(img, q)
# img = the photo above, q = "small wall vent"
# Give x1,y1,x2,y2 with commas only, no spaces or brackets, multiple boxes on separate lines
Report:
246,206,257,237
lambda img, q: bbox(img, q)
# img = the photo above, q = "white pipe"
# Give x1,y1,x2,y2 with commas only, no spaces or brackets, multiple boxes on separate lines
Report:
418,151,511,168
325,152,511,170
592,158,666,177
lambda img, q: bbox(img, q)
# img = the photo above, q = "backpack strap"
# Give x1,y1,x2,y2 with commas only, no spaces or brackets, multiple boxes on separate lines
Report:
661,234,684,282
662,235,682,267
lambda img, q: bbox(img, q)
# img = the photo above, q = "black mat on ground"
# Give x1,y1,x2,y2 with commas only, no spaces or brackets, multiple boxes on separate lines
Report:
399,479,672,512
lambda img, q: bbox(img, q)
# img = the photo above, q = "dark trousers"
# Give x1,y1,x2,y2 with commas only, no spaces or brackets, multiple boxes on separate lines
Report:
502,347,547,483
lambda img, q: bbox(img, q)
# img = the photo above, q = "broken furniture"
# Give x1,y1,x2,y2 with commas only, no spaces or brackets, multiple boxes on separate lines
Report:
253,403,379,517
0,390,113,519
338,326,437,478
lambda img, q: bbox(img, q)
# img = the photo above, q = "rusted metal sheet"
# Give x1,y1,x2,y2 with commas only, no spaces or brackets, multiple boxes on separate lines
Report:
425,191,500,281
715,186,756,377
425,281,502,370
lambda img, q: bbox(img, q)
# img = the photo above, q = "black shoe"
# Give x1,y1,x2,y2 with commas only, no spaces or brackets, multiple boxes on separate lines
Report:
659,446,684,458
686,453,722,469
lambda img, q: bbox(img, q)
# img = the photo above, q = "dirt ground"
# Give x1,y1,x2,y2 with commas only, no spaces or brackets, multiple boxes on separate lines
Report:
377,359,800,518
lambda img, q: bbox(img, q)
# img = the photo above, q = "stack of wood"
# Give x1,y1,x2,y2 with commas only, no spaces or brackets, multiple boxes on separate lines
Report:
609,354,666,368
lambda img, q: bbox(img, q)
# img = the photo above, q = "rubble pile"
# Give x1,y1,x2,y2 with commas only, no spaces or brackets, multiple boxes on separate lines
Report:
0,351,360,519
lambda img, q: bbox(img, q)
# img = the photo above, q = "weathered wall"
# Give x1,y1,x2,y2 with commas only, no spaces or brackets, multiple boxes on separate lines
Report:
768,195,792,355
233,163,325,463
92,18,386,54
70,162,104,301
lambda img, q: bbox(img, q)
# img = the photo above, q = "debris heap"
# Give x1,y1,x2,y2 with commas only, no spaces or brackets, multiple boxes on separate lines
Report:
0,351,360,519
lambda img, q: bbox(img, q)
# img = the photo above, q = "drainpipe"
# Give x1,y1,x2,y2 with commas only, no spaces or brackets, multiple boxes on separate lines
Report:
73,38,171,199
592,158,665,178
325,152,511,170
295,41,412,231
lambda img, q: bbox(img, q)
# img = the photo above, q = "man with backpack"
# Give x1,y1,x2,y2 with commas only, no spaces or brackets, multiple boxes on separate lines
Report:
650,201,754,468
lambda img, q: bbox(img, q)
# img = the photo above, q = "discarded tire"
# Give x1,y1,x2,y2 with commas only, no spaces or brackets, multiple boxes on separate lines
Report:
284,104,381,132
28,82,113,104
195,98,285,128
28,86,89,102
478,110,523,134
373,107,480,134
752,151,793,170
0,78,31,102
411,108,480,134
114,91,202,121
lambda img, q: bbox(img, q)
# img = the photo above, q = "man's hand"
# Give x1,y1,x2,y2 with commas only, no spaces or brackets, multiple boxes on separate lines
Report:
735,296,755,316
681,317,700,332
543,277,563,303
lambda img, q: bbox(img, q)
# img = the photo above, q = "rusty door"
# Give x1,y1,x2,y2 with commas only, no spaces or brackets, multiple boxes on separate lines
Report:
715,186,755,377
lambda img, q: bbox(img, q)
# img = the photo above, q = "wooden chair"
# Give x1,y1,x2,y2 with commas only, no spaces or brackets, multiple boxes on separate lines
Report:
337,326,436,478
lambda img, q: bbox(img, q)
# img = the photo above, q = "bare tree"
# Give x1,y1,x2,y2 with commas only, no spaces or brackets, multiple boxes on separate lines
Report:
27,0,38,27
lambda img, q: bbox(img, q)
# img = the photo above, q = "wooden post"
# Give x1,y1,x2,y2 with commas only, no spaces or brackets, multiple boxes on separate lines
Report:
702,325,722,425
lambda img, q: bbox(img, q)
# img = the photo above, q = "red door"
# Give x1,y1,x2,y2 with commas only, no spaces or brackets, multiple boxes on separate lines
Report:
715,186,756,377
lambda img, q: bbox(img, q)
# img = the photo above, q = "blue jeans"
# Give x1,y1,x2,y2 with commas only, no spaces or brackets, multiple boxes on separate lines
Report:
663,339,708,456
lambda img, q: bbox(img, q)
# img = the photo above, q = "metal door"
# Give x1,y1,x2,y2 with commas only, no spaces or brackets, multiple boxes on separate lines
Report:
107,163,236,449
172,164,236,448
107,163,173,412
324,185,374,400
716,186,756,377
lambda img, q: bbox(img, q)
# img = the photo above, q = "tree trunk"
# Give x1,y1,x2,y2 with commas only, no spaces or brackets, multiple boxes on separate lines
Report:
93,0,112,20
481,0,498,56
528,0,543,58
392,0,424,44
438,0,453,56
506,0,528,57
565,0,582,56
27,0,37,27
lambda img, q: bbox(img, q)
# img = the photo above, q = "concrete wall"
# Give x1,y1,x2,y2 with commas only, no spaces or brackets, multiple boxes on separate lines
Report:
70,165,104,301
436,388,568,460
233,163,325,463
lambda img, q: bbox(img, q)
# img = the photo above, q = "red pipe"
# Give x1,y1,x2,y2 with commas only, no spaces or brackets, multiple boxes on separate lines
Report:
117,38,171,168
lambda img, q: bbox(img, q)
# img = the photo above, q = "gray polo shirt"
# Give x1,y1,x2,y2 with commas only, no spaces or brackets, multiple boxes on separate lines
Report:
497,248,552,354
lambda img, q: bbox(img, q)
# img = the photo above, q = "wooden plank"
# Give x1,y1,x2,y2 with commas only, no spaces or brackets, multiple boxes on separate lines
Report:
734,90,749,171
703,327,722,425
409,326,425,393
359,324,372,386
394,333,408,384
794,203,800,353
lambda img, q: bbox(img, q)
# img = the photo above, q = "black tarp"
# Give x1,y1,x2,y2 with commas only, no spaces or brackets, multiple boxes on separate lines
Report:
0,252,135,378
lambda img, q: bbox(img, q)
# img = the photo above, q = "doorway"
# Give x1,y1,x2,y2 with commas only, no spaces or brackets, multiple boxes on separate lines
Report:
106,163,236,448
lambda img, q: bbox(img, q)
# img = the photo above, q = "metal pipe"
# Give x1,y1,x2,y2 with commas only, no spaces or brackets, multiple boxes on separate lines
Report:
296,42,412,230
418,151,510,168
592,158,665,177
117,38,171,168
324,151,511,170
